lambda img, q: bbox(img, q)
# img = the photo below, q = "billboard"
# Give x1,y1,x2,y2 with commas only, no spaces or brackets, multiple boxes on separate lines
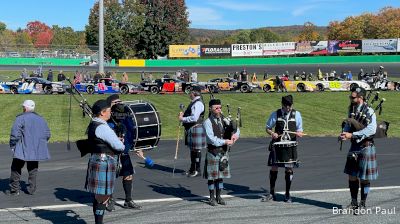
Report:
362,39,398,53
231,44,263,57
169,45,201,58
262,42,296,55
309,41,328,55
200,45,231,57
328,40,362,54
295,41,317,54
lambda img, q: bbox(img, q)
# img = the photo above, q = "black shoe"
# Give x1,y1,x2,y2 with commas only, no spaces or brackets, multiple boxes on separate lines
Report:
106,199,116,212
209,197,217,206
284,195,292,203
346,200,358,210
5,190,20,196
123,200,142,209
260,194,276,202
187,171,199,177
216,196,226,205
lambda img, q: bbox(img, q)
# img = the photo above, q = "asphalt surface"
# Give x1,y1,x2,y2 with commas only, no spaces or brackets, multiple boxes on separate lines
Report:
0,137,399,223
1,62,400,77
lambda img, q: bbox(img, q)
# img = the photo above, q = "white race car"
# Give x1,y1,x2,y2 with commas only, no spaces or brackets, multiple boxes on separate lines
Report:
312,78,371,91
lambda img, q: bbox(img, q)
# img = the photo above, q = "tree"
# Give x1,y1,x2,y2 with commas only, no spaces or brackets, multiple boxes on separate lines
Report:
297,22,321,41
0,21,6,33
26,21,53,48
0,30,16,51
136,0,190,59
327,7,400,39
250,28,281,43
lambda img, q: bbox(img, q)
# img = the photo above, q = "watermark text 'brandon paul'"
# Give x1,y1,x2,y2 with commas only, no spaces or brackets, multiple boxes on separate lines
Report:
333,206,396,215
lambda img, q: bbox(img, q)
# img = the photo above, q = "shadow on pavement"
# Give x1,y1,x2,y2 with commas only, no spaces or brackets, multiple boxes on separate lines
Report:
54,188,92,204
224,183,265,199
147,182,205,200
137,162,186,174
292,196,343,210
33,209,87,224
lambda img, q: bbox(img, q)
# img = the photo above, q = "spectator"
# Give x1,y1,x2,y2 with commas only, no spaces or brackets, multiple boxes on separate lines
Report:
191,71,198,82
347,71,353,81
263,70,269,80
121,72,129,83
94,71,102,83
20,68,28,80
57,71,66,82
7,100,51,196
47,69,53,82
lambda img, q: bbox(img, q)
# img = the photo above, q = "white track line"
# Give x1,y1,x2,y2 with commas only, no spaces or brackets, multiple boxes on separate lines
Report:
1,186,399,212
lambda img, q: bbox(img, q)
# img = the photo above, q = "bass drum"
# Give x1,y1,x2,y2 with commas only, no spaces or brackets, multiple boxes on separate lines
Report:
124,100,161,151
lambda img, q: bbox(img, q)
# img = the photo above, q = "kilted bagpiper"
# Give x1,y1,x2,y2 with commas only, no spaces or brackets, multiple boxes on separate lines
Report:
262,95,304,203
203,99,240,206
340,87,378,211
85,100,124,224
179,85,206,177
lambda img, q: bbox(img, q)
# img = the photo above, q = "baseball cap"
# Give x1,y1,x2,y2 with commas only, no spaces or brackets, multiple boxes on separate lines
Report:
22,100,35,110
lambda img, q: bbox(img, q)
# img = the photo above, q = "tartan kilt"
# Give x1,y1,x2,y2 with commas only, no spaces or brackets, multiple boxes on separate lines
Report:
85,154,118,195
344,145,378,180
204,151,231,180
186,124,206,151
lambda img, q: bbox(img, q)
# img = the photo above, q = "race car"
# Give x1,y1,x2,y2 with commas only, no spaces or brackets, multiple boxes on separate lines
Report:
207,77,256,93
1,77,67,94
312,78,371,91
254,78,316,92
74,78,142,94
140,78,208,94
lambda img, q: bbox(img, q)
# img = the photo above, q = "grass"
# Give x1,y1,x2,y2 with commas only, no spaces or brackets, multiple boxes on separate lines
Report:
0,92,399,143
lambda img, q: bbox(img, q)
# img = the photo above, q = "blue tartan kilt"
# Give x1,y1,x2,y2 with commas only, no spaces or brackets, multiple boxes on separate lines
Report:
204,151,231,180
186,125,206,151
344,145,378,180
85,154,118,195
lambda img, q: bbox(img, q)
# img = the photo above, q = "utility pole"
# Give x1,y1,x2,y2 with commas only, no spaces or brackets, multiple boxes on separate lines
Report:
98,0,104,73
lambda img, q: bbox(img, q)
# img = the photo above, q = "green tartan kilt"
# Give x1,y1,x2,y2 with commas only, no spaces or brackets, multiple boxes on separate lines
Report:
204,151,231,180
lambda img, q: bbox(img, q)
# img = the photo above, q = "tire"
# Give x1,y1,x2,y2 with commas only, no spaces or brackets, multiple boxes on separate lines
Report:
240,84,250,93
297,83,306,92
208,85,218,93
184,86,192,94
263,84,272,92
349,83,358,91
396,83,400,91
316,84,324,91
10,87,18,94
86,85,95,94
43,85,52,94
150,86,159,94
120,85,129,94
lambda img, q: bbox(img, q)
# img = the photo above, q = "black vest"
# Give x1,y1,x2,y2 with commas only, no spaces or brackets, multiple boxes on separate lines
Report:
207,116,228,152
183,98,205,130
275,109,297,142
87,121,118,154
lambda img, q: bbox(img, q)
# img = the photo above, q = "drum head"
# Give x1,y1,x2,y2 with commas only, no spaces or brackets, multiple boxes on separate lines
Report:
124,100,162,151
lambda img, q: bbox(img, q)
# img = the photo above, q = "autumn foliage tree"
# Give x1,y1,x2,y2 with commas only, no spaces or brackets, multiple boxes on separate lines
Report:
297,22,321,41
327,7,400,39
26,21,53,48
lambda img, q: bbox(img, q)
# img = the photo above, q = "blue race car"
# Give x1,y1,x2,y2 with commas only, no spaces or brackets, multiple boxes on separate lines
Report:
74,78,142,94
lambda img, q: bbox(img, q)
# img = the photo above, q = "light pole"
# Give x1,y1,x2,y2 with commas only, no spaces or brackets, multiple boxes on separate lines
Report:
98,0,104,73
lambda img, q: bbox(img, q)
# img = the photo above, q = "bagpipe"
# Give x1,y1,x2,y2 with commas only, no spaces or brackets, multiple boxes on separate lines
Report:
339,90,389,150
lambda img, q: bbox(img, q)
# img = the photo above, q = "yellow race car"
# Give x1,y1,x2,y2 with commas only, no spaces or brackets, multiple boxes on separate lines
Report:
254,78,316,92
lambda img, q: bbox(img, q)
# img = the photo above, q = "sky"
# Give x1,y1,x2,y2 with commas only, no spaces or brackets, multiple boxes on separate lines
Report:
1,0,399,31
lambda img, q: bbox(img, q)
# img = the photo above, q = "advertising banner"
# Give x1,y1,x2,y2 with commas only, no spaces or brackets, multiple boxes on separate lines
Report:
200,45,231,57
295,41,317,54
262,42,296,55
169,45,200,58
231,44,263,57
398,38,400,52
309,41,328,55
328,40,362,54
362,39,398,53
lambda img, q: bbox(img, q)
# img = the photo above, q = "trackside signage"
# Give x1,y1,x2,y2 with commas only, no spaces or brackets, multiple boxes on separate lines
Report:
362,39,398,53
200,45,231,57
231,44,263,57
262,42,296,55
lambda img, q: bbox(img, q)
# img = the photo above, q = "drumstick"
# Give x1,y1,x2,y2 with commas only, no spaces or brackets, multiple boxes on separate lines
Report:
284,131,308,136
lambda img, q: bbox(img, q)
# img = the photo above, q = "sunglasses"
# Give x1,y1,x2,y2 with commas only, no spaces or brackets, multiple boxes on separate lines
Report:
213,106,222,109
349,96,357,99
